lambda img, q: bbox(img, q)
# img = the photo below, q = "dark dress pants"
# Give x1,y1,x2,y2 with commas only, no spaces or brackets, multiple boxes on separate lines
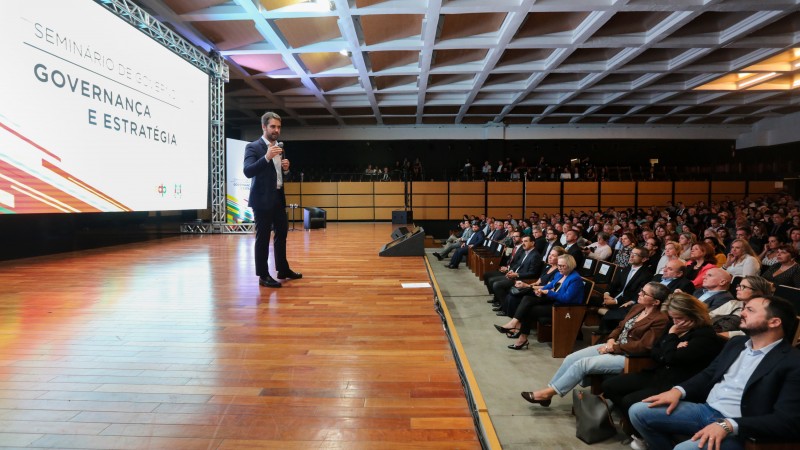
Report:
515,296,554,334
253,195,289,277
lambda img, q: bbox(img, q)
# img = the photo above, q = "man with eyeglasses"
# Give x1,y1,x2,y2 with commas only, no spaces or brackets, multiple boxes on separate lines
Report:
597,246,654,333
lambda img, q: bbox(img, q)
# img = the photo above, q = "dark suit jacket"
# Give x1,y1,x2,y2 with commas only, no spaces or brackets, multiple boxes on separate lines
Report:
534,236,547,256
651,274,695,293
565,243,585,269
693,290,734,311
243,138,285,210
512,249,544,280
609,265,654,304
680,336,800,441
466,230,485,247
501,244,524,267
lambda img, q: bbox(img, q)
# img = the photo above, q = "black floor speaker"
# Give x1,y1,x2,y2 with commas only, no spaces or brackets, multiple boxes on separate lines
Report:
391,226,410,240
392,210,413,224
380,227,424,257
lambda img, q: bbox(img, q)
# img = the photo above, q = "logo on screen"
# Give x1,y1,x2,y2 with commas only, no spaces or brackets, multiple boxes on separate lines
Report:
174,184,182,198
157,184,167,196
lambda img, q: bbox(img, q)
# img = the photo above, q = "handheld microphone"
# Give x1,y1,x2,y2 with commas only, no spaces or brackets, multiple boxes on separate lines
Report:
276,141,285,158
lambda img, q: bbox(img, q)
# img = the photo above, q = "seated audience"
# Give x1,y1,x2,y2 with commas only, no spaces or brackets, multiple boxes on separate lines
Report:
495,247,566,321
602,293,723,446
653,259,695,293
433,220,471,261
685,242,718,289
692,268,734,311
715,275,774,338
519,282,669,405
495,254,584,350
761,244,800,288
629,296,800,450
722,238,761,277
487,236,543,313
445,222,484,269
584,231,612,261
655,241,683,275
703,236,727,267
615,232,638,268
598,246,654,333
759,235,781,268
678,233,696,260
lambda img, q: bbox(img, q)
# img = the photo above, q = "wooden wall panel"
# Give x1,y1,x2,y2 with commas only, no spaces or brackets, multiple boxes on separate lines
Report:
677,194,708,205
527,182,561,194
374,207,394,220
563,194,597,208
601,195,635,208
339,195,374,207
526,195,561,207
338,182,373,194
449,182,485,194
675,181,708,194
450,194,485,208
488,182,523,194
411,182,449,194
324,208,338,220
337,208,374,220
601,182,635,194
285,183,300,194
374,182,405,194
749,181,782,195
638,194,672,206
638,182,672,194
375,194,405,207
489,207,524,218
450,208,481,219
301,182,338,194
488,194,524,207
711,181,745,194
300,194,338,208
564,182,598,194
286,194,300,205
414,208,448,220
411,194,449,207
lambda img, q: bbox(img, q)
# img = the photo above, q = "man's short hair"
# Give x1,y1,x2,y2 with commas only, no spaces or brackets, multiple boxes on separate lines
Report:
763,296,799,340
261,111,282,126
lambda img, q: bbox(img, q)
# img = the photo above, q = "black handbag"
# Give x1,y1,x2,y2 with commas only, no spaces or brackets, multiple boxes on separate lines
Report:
572,389,617,444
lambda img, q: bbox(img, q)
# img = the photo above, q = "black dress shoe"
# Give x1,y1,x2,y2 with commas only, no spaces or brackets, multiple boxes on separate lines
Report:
486,298,496,303
520,391,551,406
277,270,302,280
508,340,530,350
445,264,457,269
491,306,502,311
258,276,281,288
495,311,507,316
433,252,443,261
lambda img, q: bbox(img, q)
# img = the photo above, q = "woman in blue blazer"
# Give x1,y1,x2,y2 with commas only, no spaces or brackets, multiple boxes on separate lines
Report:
503,254,585,350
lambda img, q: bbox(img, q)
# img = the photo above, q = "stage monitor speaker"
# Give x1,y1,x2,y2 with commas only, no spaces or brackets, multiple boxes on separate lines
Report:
380,227,425,257
392,210,413,224
391,226,410,240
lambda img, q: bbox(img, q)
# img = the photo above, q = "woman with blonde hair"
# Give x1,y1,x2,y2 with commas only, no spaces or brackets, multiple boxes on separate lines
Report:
677,232,696,260
722,238,761,277
655,241,683,275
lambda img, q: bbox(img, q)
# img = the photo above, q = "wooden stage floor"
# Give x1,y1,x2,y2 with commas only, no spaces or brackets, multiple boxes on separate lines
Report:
0,223,479,449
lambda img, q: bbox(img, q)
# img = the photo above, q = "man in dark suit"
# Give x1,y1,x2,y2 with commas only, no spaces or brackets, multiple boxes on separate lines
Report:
483,231,523,292
563,229,585,269
491,235,543,314
446,222,484,269
243,112,302,288
652,259,695,293
597,246,654,332
630,296,800,449
693,268,734,311
532,226,547,256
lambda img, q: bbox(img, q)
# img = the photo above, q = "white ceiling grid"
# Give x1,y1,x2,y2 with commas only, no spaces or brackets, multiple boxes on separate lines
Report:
133,0,800,128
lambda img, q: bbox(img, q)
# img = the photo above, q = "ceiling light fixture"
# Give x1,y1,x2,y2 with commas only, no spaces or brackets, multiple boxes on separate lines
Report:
339,49,351,57
737,72,777,89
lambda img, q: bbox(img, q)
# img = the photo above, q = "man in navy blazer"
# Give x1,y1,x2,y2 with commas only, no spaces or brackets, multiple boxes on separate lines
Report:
629,296,800,449
652,259,695,293
243,112,302,288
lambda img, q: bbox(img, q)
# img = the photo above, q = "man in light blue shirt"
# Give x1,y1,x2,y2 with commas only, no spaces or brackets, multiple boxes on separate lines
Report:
629,296,800,450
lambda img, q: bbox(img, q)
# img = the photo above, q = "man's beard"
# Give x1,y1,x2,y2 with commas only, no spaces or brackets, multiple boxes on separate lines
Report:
741,320,769,336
